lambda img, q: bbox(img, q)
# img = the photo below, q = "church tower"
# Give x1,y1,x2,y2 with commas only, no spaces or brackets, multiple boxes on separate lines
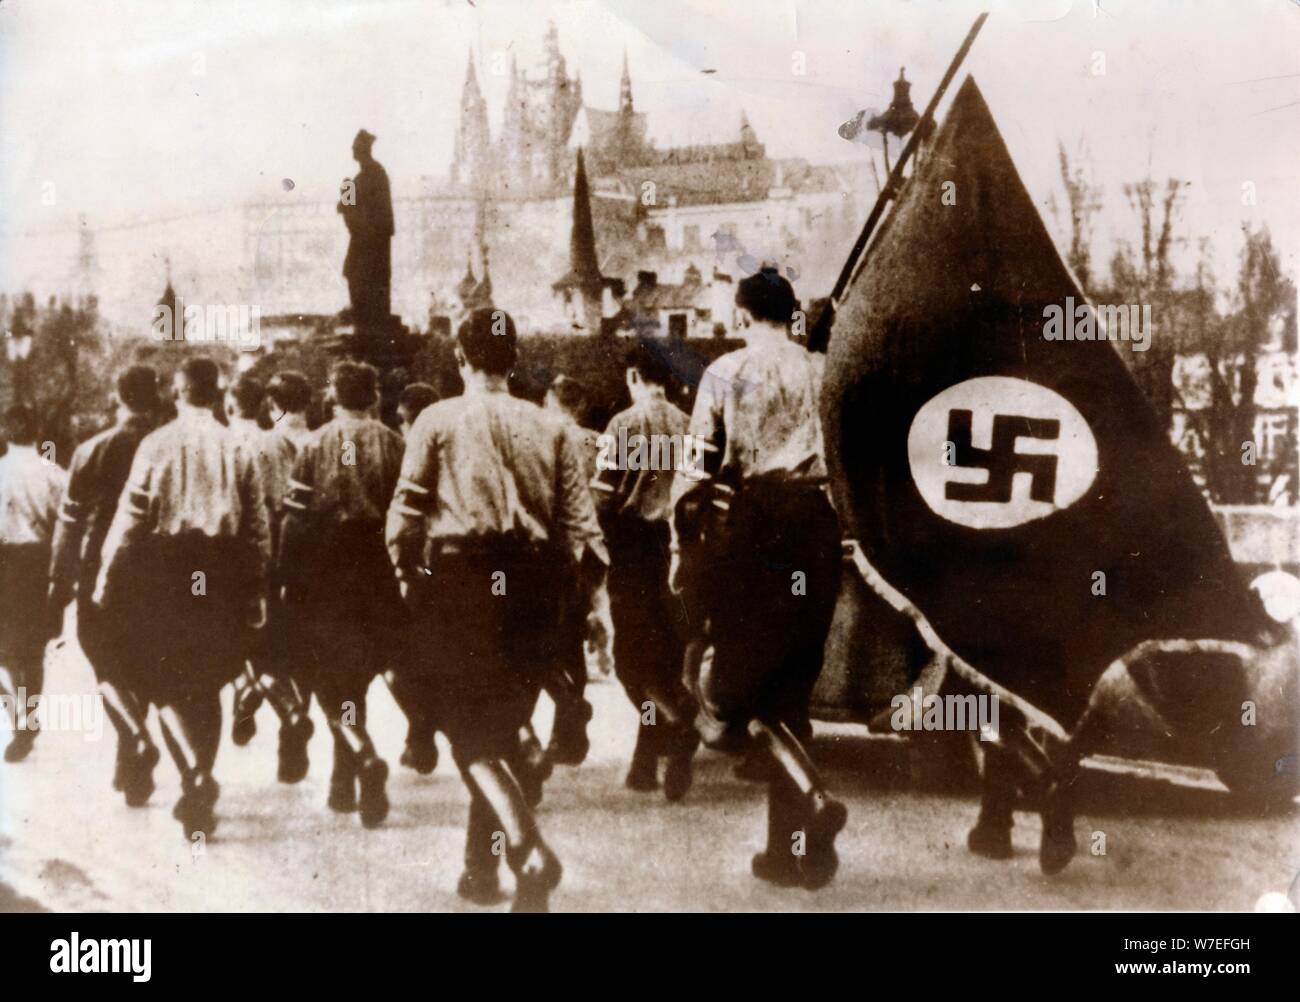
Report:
450,53,492,193
618,48,633,115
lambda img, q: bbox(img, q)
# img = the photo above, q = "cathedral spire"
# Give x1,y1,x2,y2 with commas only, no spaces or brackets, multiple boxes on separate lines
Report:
619,48,633,115
452,50,492,191
544,18,564,81
463,52,481,99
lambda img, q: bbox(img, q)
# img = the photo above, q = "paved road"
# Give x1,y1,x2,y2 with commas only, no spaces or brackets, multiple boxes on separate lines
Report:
2,636,1296,912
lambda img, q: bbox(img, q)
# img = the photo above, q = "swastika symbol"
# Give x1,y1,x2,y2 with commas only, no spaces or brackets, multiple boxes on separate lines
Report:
909,377,1097,529
944,409,1060,504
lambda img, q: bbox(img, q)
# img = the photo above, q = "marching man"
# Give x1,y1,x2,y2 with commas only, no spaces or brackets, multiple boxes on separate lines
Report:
94,358,270,838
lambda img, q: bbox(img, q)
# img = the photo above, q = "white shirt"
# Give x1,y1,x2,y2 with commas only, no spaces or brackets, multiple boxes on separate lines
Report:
0,444,67,545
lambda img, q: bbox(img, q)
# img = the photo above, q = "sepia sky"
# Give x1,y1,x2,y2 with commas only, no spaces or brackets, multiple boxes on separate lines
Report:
1,0,1298,287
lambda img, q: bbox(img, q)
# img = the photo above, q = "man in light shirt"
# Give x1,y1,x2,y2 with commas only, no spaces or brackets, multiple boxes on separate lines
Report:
224,373,314,783
49,366,161,798
388,308,606,912
672,267,847,891
94,357,270,838
0,404,66,763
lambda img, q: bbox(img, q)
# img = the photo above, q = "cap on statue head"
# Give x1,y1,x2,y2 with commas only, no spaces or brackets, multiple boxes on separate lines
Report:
354,129,376,148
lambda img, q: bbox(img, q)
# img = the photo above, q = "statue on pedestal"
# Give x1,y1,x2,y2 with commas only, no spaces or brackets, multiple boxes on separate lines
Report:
338,129,394,328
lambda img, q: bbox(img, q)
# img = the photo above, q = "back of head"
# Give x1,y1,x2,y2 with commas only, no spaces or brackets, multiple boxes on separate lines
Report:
330,360,379,413
1,404,37,446
178,356,222,409
456,307,517,376
117,365,160,415
547,375,588,423
267,370,312,415
398,382,439,423
736,266,797,327
627,336,675,390
229,372,266,420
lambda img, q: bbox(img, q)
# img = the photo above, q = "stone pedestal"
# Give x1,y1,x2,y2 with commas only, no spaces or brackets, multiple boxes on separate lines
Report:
317,315,423,424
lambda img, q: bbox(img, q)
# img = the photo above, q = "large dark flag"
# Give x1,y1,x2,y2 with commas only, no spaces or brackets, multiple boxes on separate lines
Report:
821,76,1267,732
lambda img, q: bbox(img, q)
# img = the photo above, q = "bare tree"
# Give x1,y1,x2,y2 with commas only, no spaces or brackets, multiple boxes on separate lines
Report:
1056,140,1103,295
1199,225,1292,503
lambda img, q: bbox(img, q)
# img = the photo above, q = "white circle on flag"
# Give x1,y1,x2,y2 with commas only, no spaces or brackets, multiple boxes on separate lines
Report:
908,376,1098,529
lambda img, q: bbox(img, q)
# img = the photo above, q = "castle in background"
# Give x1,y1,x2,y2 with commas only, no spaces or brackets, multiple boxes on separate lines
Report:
10,23,874,336
448,22,769,205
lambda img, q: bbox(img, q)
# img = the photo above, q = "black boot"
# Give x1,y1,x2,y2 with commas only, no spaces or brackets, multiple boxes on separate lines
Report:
356,753,389,829
798,788,848,890
457,868,508,906
968,746,1016,860
458,792,507,905
752,774,805,888
400,721,438,775
546,697,593,767
625,723,660,791
173,771,219,839
662,724,699,804
4,729,37,763
328,740,358,813
509,842,563,913
277,714,313,785
121,737,160,808
1038,772,1078,876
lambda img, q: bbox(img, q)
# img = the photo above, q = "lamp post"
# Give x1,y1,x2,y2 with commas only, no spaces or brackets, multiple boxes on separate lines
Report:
868,68,921,175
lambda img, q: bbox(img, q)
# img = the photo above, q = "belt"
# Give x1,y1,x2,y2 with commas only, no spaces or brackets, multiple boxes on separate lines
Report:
429,534,551,559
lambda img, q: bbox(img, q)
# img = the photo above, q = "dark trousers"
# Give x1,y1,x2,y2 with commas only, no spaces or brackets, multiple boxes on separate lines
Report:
402,540,564,874
0,542,55,716
701,484,841,735
287,522,403,740
102,532,256,707
607,518,691,757
404,541,562,763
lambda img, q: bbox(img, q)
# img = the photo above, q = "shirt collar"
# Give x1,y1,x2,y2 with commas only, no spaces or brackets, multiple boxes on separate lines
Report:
177,404,217,424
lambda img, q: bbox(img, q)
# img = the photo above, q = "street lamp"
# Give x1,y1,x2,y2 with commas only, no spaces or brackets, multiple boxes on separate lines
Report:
868,68,920,175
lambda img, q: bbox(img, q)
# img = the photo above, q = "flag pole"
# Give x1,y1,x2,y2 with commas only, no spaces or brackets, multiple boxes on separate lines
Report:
812,11,989,346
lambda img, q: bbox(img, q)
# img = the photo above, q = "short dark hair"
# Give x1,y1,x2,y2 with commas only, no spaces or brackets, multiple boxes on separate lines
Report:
627,337,675,388
736,266,797,326
330,360,379,412
2,404,37,445
397,382,438,422
547,375,588,420
267,370,312,415
116,365,159,413
229,373,265,420
456,307,517,376
178,356,222,408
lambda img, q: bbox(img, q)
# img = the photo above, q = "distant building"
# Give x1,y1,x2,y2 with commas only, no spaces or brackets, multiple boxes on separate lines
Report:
625,265,736,340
